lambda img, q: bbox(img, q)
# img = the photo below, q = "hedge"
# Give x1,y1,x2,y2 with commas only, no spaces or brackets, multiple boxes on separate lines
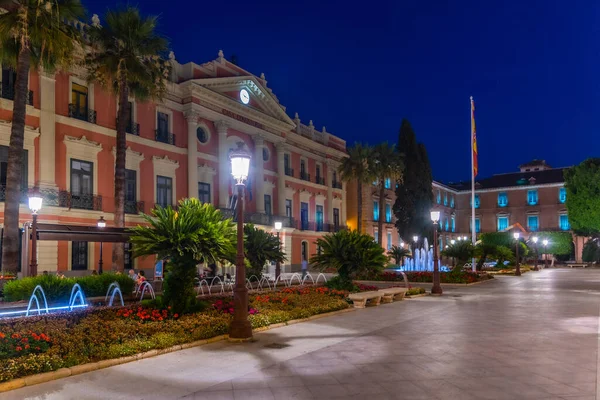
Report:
2,274,135,303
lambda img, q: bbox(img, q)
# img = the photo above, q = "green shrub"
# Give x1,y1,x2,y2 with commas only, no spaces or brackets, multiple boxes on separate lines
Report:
3,273,134,303
582,239,600,263
325,276,358,292
406,287,426,296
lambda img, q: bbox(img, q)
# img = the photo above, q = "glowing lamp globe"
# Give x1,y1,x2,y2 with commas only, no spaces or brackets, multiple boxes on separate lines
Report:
28,192,43,214
97,216,106,228
543,239,548,246
451,239,456,245
274,221,283,231
513,232,520,240
230,144,251,184
532,236,538,244
430,210,440,223
413,236,418,243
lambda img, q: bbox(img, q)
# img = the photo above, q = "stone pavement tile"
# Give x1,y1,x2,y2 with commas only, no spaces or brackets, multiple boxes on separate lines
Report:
230,377,268,390
192,391,235,400
270,386,314,400
559,397,596,400
411,379,480,400
259,364,297,377
330,371,376,384
306,384,349,399
342,382,389,396
232,388,275,400
381,380,435,399
298,373,339,386
266,376,305,388
204,381,234,392
542,383,590,397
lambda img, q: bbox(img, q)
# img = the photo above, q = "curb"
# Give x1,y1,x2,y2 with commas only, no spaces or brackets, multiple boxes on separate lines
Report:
0,307,352,393
356,279,495,287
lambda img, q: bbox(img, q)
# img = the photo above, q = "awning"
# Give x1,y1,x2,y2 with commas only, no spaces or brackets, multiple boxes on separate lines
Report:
35,223,132,243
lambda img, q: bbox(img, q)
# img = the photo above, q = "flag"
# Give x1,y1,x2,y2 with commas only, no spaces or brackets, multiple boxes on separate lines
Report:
471,97,478,177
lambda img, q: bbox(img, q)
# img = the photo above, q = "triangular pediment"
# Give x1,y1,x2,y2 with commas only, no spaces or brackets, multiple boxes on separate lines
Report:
190,76,295,128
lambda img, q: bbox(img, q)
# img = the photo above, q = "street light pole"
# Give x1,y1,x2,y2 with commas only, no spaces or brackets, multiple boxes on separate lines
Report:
274,221,282,280
543,239,549,268
97,216,106,274
412,235,418,258
28,190,43,277
229,144,253,341
513,232,521,276
532,236,539,271
430,210,442,295
450,239,456,267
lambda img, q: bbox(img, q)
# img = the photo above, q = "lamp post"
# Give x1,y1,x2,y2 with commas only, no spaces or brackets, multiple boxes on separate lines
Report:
229,144,253,340
532,236,539,271
430,211,442,295
513,232,521,276
28,190,43,277
97,216,106,274
543,239,549,268
274,221,282,280
412,235,418,258
450,239,456,267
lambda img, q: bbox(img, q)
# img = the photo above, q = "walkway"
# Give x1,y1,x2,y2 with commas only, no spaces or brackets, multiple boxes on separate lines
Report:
1,269,598,400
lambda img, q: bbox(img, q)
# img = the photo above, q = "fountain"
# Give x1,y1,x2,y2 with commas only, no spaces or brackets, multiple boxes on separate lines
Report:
302,273,315,285
211,276,225,295
388,237,450,272
68,284,87,311
315,273,328,285
197,279,210,295
1,284,87,319
258,276,271,290
138,281,156,301
288,273,302,286
26,285,49,316
105,282,124,307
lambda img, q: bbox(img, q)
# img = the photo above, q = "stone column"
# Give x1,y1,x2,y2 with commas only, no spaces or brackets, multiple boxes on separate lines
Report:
184,111,199,198
216,121,230,208
253,135,265,214
326,162,334,223
276,143,287,216
39,71,57,190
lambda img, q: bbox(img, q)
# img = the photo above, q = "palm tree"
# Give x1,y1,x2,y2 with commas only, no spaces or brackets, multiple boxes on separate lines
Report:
242,224,286,278
371,142,403,245
0,0,84,273
129,199,236,313
338,143,373,233
87,7,169,271
388,245,410,266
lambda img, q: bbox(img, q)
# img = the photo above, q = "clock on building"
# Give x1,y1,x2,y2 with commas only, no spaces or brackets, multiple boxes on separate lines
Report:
239,89,250,105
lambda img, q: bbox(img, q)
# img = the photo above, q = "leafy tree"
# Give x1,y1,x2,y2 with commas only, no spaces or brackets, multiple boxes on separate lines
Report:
393,120,433,244
338,143,374,233
564,158,600,236
388,245,410,265
242,224,286,278
87,7,170,270
0,0,84,273
582,239,600,263
311,230,387,284
129,199,236,314
442,241,474,268
474,242,514,270
531,232,573,256
371,142,403,244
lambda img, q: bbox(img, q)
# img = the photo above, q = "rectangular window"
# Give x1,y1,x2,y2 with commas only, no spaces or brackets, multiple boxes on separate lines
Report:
385,204,392,223
316,205,323,231
373,201,379,221
284,153,290,170
264,194,272,216
443,192,448,206
285,199,292,218
333,208,340,229
387,232,392,250
156,175,172,207
124,101,134,134
559,187,566,203
124,243,133,270
384,178,391,189
450,195,455,208
1,67,16,100
316,165,321,180
436,190,441,204
374,229,378,243
451,216,456,232
198,182,211,204
70,159,93,209
0,145,28,192
71,83,88,121
474,194,480,208
156,111,169,143
497,216,509,231
527,215,539,231
300,160,306,175
71,241,88,270
444,218,449,231
498,192,508,207
527,189,538,205
471,218,481,233
300,202,309,230
559,214,570,230
125,169,136,202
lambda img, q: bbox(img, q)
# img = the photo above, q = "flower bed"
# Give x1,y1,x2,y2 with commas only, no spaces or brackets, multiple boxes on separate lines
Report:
369,271,494,284
405,287,426,296
0,287,348,383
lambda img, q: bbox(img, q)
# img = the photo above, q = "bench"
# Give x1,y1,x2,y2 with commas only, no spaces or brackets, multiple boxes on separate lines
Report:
568,263,588,268
380,287,407,303
348,291,382,309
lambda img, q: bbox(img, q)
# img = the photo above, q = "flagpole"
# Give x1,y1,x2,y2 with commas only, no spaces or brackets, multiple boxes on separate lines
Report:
470,96,476,272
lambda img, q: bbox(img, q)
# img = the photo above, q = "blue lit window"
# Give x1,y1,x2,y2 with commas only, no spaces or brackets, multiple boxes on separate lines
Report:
374,230,378,243
436,190,441,204
387,232,392,250
498,192,508,207
450,195,455,208
444,218,449,231
527,215,539,231
384,178,391,189
497,216,508,231
559,188,566,203
443,192,448,206
559,214,570,230
471,194,480,208
373,201,379,221
451,216,455,232
475,218,481,233
527,190,538,205
385,204,392,222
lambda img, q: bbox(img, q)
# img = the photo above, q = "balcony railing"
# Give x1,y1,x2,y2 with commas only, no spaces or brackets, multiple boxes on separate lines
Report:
0,186,28,203
300,171,310,182
125,200,144,214
59,191,102,211
315,176,325,185
332,181,343,189
0,85,34,106
324,223,347,233
285,167,294,177
297,220,315,231
116,118,140,135
68,104,96,124
155,129,175,145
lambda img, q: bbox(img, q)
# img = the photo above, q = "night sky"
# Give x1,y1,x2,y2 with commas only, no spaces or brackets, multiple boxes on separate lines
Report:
82,0,599,183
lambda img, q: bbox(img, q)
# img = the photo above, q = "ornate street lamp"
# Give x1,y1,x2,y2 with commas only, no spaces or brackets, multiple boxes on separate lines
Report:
97,216,106,274
229,144,253,340
532,236,539,271
430,210,442,295
274,221,283,280
28,189,43,277
513,232,521,276
543,239,549,268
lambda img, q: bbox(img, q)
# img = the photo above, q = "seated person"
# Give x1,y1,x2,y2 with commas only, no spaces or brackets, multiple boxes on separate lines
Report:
136,270,146,286
128,269,139,281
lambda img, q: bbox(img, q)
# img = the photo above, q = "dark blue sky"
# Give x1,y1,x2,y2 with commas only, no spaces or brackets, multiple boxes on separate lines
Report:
83,0,599,183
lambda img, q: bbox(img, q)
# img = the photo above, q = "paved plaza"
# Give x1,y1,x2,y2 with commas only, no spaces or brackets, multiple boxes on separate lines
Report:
2,268,599,400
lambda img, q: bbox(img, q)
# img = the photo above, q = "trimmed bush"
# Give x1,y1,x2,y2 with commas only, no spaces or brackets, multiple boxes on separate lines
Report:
3,273,134,303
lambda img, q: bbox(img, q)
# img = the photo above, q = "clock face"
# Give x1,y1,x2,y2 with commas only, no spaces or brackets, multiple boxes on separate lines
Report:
240,89,250,105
